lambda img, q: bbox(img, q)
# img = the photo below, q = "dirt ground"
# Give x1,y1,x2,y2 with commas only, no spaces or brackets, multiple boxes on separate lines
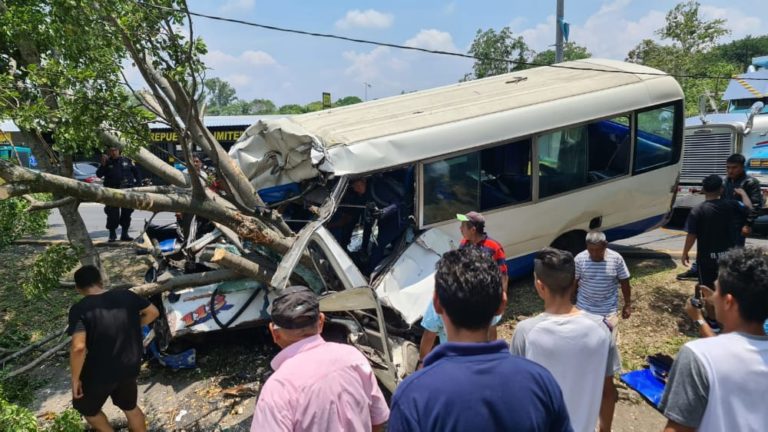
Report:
1,243,697,431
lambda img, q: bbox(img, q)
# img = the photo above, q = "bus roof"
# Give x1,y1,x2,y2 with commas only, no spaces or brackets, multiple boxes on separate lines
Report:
230,59,683,188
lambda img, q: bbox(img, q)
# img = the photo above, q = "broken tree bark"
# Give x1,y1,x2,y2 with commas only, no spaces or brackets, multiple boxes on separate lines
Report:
129,269,243,297
203,248,272,281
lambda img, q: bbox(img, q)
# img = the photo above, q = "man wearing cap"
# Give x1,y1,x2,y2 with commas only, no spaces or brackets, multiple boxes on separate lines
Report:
418,211,508,365
251,286,389,432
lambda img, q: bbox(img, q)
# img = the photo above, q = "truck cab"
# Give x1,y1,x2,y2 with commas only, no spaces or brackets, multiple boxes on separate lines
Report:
675,56,768,212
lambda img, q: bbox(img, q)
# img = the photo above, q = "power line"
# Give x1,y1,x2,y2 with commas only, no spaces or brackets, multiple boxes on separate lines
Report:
135,1,768,82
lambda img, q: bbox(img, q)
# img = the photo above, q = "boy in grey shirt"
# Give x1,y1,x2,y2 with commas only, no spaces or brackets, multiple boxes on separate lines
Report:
511,248,620,432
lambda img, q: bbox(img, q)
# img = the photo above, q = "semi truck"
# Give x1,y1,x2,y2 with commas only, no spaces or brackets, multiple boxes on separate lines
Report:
676,56,768,217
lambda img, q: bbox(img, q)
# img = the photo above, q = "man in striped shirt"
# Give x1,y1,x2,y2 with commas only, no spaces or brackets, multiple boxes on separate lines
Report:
574,230,632,432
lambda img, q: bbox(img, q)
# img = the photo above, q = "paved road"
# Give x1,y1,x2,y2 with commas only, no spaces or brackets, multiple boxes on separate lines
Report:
43,202,176,242
43,204,768,252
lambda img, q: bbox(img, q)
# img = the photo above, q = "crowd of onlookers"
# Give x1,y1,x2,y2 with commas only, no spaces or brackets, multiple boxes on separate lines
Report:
63,153,767,431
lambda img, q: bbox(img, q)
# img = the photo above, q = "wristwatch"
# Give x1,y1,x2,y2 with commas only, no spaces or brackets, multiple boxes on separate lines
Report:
694,319,706,327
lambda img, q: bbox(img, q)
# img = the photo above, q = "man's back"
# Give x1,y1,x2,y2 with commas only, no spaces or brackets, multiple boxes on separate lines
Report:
511,312,618,432
389,340,571,432
251,335,388,432
687,199,744,255
660,332,768,432
67,290,149,383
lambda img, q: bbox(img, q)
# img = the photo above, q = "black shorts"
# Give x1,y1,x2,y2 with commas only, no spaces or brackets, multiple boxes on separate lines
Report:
697,257,719,289
73,376,138,417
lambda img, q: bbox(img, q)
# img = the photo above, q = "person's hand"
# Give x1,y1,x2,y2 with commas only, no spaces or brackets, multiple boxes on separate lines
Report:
621,303,632,319
699,285,715,306
100,154,108,166
734,187,746,198
685,298,704,321
72,379,84,399
742,225,752,237
681,251,690,267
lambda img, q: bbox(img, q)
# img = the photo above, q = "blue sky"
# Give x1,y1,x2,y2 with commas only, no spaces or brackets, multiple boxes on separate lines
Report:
150,0,765,106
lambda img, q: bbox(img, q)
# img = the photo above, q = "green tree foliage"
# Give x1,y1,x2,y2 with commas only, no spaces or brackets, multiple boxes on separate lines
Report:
202,77,238,115
251,98,277,114
531,42,591,65
711,35,768,72
625,1,735,115
278,104,306,114
21,244,79,298
334,96,363,106
0,197,49,250
463,27,532,80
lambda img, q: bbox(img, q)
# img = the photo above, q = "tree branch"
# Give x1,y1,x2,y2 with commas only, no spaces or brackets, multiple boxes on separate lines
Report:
26,196,78,211
98,131,188,187
130,269,243,297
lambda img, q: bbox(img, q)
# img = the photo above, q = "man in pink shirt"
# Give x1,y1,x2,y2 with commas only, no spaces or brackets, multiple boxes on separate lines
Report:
251,286,389,431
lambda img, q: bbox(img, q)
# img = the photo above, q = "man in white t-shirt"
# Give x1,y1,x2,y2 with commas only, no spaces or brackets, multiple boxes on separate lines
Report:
574,230,632,432
511,247,620,432
659,247,768,432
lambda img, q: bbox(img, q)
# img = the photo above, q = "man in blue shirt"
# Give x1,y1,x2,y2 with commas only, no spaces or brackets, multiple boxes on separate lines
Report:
389,247,572,432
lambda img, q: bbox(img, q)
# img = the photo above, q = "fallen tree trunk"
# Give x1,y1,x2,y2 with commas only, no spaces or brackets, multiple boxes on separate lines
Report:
129,269,244,297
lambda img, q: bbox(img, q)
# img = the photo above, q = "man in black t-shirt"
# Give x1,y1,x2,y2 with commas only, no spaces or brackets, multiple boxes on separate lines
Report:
68,266,159,432
682,175,752,288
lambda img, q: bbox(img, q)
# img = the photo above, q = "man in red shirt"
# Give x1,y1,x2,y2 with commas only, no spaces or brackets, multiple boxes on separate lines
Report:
419,211,508,364
457,211,509,293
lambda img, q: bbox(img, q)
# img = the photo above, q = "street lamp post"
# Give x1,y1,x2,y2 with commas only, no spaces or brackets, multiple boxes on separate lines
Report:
364,82,372,101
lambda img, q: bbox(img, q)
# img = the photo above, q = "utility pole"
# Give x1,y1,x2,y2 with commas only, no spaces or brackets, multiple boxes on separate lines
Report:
364,82,372,101
555,0,564,63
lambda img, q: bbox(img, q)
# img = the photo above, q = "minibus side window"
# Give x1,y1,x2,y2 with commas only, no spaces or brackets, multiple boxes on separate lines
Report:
537,116,631,199
423,153,480,225
634,105,677,173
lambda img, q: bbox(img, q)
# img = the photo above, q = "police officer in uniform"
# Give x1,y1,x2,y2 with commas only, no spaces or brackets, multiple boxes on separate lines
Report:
96,147,141,242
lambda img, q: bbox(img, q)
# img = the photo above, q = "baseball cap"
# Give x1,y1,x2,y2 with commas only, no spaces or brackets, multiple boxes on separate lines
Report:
456,211,485,225
271,286,320,329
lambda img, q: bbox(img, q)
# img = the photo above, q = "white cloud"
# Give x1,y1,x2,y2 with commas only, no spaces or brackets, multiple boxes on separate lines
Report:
342,46,395,83
405,29,458,52
443,2,457,15
219,0,255,13
241,50,277,66
516,0,666,60
200,49,279,98
699,5,762,41
335,9,394,30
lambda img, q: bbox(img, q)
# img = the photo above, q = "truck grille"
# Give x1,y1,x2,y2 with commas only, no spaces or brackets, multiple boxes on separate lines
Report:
680,131,734,183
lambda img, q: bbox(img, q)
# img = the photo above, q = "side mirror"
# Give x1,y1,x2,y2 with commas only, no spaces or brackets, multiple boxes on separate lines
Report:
745,101,765,135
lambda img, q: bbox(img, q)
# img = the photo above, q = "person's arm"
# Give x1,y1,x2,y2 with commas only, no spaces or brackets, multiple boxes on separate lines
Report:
617,257,632,319
658,346,709,431
139,303,160,326
681,233,696,267
418,331,437,369
734,188,753,209
365,361,390,431
743,179,763,230
96,155,107,178
70,331,86,399
684,299,716,338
